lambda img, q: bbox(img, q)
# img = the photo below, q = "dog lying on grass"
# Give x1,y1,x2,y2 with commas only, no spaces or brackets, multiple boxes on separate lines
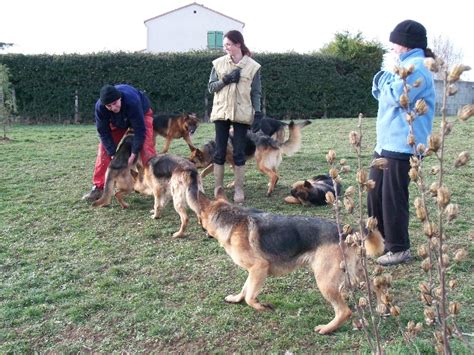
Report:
284,174,341,206
153,112,199,153
197,188,385,334
189,120,311,196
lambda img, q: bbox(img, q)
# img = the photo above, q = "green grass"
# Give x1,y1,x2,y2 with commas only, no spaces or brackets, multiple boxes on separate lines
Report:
0,118,472,353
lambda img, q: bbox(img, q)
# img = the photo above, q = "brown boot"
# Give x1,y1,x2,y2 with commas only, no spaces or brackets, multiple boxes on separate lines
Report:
233,165,245,203
213,164,225,198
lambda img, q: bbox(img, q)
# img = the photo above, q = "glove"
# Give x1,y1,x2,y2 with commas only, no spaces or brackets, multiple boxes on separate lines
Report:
222,68,241,85
252,112,263,132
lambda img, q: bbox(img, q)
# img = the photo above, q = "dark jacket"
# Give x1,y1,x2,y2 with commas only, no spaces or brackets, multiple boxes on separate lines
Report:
94,84,150,156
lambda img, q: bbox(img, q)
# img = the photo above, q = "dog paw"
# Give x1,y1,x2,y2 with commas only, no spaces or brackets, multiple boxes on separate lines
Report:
225,294,244,304
258,302,275,311
151,214,161,219
172,231,185,238
314,324,333,335
120,203,129,209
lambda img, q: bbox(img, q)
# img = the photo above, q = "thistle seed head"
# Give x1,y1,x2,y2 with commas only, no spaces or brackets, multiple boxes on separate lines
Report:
390,305,401,317
436,186,451,207
424,57,439,72
417,244,428,258
449,302,461,315
458,104,474,121
366,216,378,231
326,149,336,164
415,99,428,115
454,151,470,167
444,203,459,221
349,131,360,147
448,84,458,96
370,157,388,169
447,64,471,83
325,191,335,205
344,186,355,198
428,133,442,152
399,94,409,108
454,248,468,262
356,169,368,184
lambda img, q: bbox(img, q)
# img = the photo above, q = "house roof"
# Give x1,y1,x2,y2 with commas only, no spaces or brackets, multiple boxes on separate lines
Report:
144,2,245,26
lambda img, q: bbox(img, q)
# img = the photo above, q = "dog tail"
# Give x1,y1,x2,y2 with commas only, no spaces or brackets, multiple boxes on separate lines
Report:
279,120,312,156
365,229,385,257
185,169,201,217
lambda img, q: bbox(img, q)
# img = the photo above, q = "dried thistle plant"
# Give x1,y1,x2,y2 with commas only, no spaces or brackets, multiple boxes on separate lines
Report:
396,58,472,353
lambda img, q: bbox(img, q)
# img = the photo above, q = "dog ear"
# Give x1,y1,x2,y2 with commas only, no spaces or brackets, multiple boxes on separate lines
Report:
303,180,312,189
215,187,228,201
130,169,138,179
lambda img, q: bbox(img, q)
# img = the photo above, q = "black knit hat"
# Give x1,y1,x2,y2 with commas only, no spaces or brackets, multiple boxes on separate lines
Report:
389,20,427,49
100,84,121,105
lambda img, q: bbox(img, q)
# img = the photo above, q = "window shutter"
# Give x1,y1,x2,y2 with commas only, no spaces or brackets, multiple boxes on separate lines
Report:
216,31,223,49
207,31,216,49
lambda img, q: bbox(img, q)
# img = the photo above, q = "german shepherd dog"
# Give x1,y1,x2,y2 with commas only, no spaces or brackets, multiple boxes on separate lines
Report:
131,154,202,238
197,189,385,334
153,112,199,153
92,133,136,209
284,174,341,206
251,115,287,143
189,120,311,196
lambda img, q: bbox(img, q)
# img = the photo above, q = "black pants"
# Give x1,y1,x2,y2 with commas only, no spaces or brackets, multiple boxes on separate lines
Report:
213,120,249,166
367,153,411,253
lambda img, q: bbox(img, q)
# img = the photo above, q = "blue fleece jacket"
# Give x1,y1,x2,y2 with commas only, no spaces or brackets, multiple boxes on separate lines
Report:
372,48,435,159
94,84,150,156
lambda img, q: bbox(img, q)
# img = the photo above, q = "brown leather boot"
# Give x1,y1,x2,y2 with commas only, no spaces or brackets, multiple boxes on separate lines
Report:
233,165,245,203
213,164,225,198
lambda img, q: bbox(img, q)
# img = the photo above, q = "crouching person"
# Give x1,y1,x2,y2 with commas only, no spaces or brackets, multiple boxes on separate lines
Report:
82,84,157,201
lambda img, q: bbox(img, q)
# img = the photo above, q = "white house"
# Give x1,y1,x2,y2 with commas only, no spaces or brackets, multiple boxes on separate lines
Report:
144,2,245,53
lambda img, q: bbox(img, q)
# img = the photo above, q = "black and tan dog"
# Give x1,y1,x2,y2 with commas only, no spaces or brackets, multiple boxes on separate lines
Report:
92,133,136,209
153,112,199,153
189,120,311,196
131,153,202,238
251,115,287,143
284,174,341,206
197,189,384,334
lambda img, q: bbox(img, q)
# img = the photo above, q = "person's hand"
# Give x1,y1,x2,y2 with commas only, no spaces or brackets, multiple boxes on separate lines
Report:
222,68,241,85
128,153,136,167
252,112,263,132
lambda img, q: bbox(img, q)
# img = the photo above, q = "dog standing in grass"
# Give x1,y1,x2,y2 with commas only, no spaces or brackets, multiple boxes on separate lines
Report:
189,120,311,196
197,188,385,334
153,112,199,153
131,154,202,238
92,133,136,209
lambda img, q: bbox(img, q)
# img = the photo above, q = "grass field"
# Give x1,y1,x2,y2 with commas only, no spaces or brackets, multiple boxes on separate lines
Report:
0,118,472,353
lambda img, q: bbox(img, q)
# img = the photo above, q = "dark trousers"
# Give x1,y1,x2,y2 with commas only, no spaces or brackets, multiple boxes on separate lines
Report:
367,153,411,253
213,120,249,166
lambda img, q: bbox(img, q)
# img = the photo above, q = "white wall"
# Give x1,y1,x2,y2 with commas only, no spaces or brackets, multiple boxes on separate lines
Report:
145,4,244,53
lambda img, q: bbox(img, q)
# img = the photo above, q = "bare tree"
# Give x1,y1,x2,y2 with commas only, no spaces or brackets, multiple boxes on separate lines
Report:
430,35,464,80
0,42,14,50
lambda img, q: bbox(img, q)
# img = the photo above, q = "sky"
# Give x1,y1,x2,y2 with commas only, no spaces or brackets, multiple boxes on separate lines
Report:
1,0,473,80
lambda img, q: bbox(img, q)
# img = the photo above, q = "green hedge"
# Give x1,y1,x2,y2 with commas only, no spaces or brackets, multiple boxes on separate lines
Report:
0,52,379,122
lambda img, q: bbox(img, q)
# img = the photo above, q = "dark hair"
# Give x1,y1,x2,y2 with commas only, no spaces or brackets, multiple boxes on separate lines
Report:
224,30,251,57
424,48,436,59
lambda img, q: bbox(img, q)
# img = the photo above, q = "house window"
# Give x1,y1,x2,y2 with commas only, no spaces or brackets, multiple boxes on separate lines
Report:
207,31,223,50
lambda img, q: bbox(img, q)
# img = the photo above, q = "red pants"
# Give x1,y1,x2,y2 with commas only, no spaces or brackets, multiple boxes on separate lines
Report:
92,109,156,189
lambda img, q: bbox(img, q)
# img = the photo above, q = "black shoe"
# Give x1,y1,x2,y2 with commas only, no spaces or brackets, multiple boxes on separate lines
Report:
82,186,103,201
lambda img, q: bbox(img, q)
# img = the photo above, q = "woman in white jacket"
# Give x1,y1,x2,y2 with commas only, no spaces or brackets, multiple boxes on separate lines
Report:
208,30,262,203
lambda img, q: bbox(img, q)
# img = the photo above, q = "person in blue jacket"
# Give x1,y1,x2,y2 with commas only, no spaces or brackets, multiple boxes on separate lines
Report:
82,84,156,201
368,20,436,266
